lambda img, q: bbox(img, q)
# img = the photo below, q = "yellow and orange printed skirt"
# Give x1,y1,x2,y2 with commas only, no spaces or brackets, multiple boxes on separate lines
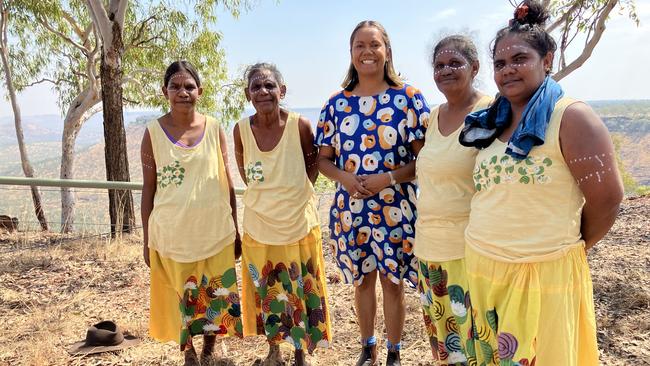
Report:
418,257,475,365
465,245,599,366
149,243,243,351
241,226,332,354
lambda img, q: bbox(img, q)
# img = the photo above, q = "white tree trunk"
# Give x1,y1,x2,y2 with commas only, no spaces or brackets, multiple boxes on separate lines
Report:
0,2,48,230
59,89,101,232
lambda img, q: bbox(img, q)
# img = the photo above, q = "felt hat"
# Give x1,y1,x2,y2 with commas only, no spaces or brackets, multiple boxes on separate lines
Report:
68,321,140,355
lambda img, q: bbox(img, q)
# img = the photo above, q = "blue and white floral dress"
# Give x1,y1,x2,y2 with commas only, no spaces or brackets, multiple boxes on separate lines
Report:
315,85,430,287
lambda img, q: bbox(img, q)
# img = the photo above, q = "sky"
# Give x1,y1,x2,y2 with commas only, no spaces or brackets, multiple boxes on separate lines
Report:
1,0,649,118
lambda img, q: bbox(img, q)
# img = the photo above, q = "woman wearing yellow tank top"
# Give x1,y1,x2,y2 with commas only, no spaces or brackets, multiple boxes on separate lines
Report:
458,2,624,365
415,35,491,365
233,63,331,366
141,61,243,366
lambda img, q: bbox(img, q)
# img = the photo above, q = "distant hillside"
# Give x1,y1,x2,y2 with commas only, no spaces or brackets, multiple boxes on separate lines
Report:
1,101,649,184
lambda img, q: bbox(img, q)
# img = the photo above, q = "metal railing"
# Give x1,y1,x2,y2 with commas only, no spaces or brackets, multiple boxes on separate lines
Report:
0,176,251,235
0,176,245,194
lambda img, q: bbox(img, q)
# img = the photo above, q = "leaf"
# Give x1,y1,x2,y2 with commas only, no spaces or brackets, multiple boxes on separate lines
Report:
494,176,501,184
265,323,279,338
309,327,323,343
220,268,237,288
290,326,306,343
270,299,285,314
479,340,494,363
306,294,321,309
248,264,260,282
518,167,527,175
519,176,530,184
543,157,553,166
486,309,498,332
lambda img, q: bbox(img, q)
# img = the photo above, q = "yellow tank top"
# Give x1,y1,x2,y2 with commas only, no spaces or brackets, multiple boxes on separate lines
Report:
147,117,235,262
238,111,319,245
415,96,492,262
465,97,585,263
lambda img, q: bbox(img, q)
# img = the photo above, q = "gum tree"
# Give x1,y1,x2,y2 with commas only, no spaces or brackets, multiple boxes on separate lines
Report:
543,0,639,80
19,1,249,232
0,0,48,230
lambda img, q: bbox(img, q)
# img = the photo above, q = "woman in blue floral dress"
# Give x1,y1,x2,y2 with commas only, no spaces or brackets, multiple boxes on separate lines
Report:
315,20,430,366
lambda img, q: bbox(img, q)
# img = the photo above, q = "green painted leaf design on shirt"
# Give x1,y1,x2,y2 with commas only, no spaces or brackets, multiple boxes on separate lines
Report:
473,154,554,191
157,160,185,188
245,161,265,183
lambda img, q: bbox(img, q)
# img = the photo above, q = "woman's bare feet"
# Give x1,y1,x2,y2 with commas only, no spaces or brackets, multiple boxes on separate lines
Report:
260,344,285,366
292,349,311,366
184,346,200,366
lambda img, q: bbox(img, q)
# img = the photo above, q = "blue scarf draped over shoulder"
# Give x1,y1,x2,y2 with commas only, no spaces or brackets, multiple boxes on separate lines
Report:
459,76,564,159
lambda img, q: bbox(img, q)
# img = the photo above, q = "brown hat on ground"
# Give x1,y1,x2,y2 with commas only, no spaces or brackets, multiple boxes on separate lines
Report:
68,320,140,355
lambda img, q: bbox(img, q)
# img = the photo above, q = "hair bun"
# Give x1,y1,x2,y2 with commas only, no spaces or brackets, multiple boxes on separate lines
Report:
511,0,549,27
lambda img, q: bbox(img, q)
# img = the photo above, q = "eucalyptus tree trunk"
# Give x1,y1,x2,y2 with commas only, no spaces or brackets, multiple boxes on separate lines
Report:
60,94,101,232
0,2,48,231
99,17,135,235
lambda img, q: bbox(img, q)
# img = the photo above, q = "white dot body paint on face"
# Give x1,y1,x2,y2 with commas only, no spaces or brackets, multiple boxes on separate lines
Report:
494,44,534,58
493,44,538,73
433,49,470,77
434,49,468,61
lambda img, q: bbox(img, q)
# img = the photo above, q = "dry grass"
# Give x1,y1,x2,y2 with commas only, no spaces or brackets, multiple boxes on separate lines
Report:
0,197,648,366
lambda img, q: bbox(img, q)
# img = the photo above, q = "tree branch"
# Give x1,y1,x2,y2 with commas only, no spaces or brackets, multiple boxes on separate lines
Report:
24,78,65,87
546,1,581,33
85,0,112,46
61,10,85,39
553,0,618,81
110,0,128,28
36,16,89,55
127,14,156,49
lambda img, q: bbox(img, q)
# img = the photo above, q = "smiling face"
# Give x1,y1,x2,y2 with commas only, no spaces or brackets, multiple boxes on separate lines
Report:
245,69,286,114
163,71,202,111
433,47,477,97
493,34,552,105
350,26,389,79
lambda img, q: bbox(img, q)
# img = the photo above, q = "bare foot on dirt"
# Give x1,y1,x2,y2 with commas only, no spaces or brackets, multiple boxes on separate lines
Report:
184,347,200,366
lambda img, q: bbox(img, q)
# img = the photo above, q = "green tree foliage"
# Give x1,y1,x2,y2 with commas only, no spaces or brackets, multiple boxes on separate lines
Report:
17,0,250,122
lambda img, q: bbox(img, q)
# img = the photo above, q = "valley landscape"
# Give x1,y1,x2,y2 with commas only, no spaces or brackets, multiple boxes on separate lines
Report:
0,101,648,365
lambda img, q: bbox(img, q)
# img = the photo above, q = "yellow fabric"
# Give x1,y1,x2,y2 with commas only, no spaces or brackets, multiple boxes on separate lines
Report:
147,117,235,262
465,245,599,366
415,96,493,262
240,226,332,353
149,244,243,350
465,97,586,263
418,258,475,364
238,111,319,244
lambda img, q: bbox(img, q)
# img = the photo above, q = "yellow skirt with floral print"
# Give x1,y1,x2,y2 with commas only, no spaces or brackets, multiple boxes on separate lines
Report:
465,244,599,366
418,258,475,365
241,226,332,354
149,244,243,351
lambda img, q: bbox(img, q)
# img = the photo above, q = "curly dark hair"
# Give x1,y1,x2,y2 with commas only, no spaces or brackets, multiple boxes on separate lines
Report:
491,0,557,72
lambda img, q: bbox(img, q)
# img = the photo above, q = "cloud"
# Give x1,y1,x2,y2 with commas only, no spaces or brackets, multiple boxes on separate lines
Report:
427,8,457,22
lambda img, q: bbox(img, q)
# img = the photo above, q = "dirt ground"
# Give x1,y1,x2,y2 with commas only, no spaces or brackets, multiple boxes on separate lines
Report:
0,196,648,366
